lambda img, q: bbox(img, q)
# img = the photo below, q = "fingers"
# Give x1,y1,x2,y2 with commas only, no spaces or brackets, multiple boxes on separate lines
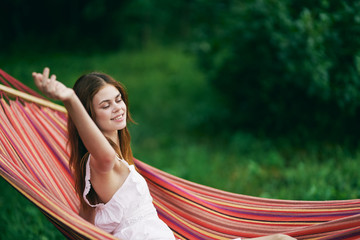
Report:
32,72,44,90
47,74,58,97
41,67,50,88
32,68,72,101
50,74,56,81
42,67,50,80
32,67,57,97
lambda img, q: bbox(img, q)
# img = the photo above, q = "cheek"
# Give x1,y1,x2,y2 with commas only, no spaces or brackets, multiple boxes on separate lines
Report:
123,103,127,113
94,110,109,124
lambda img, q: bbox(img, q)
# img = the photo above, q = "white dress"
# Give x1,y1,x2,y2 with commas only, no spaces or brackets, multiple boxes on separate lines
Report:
83,155,176,240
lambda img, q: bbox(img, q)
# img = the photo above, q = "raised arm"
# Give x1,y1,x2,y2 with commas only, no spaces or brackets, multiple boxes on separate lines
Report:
33,67,116,172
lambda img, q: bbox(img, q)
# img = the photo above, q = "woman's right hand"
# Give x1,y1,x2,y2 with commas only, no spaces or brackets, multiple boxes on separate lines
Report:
32,67,74,101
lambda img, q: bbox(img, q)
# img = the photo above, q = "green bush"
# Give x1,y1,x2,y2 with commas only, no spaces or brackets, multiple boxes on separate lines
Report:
190,0,360,142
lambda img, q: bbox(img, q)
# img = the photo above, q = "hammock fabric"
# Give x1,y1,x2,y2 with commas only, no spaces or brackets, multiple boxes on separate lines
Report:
0,69,360,240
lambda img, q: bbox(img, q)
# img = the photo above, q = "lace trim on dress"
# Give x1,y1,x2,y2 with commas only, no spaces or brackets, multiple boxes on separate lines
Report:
83,154,104,208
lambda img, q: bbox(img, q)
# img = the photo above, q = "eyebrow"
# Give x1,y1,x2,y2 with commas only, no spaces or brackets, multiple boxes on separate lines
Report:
98,93,121,105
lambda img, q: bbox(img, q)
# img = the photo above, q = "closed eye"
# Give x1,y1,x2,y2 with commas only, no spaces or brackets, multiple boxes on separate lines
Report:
98,93,122,108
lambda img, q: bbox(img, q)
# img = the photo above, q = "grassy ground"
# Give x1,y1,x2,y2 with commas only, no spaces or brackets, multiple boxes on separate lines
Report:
1,45,359,239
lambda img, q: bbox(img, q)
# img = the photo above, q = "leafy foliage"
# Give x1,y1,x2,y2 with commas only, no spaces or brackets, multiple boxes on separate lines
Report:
190,0,360,142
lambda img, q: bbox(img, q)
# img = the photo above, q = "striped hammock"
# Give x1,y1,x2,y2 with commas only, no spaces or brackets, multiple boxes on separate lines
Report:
0,69,359,240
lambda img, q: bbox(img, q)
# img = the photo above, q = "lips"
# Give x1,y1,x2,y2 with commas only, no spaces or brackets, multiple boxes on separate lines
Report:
111,113,125,121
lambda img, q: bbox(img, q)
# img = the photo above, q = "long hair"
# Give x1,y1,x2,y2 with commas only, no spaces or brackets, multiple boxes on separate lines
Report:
67,72,134,210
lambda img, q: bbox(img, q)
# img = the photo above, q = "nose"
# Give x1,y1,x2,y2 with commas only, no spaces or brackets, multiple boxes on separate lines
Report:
112,103,121,113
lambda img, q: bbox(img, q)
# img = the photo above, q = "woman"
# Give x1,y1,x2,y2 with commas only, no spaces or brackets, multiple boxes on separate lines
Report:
32,68,296,240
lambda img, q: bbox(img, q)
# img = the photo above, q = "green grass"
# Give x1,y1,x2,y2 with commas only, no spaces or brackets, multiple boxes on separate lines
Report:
1,45,359,238
0,178,64,240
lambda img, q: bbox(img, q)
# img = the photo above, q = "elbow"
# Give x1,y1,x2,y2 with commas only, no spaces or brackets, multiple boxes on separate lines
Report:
103,150,116,162
102,152,117,170
92,151,117,173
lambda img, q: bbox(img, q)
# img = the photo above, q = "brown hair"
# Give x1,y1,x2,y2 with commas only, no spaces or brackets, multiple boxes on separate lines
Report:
67,72,134,210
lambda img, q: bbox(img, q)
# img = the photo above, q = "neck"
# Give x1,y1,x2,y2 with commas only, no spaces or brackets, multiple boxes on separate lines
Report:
104,131,119,145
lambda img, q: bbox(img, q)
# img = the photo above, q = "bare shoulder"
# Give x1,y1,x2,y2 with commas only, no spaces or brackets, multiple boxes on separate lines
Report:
89,155,130,204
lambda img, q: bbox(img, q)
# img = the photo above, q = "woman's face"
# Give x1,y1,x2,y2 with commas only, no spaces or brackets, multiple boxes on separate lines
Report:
92,84,127,141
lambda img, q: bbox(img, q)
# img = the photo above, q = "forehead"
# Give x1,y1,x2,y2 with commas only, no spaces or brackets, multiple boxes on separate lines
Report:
93,84,120,103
